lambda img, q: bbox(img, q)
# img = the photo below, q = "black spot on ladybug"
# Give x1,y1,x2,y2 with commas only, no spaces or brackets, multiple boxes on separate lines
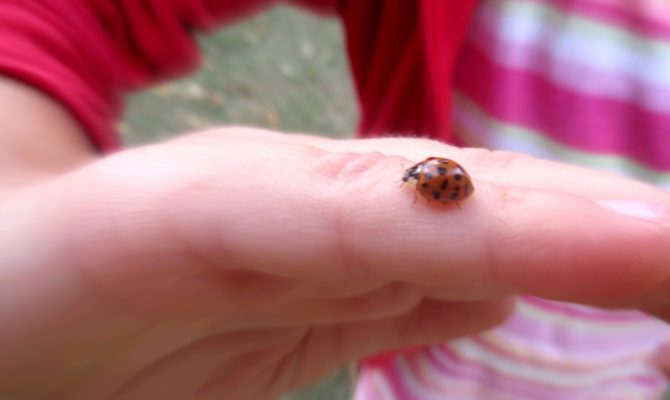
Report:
421,182,429,188
454,173,463,181
450,192,459,200
437,167,447,175
454,186,460,192
440,180,448,190
433,191,441,200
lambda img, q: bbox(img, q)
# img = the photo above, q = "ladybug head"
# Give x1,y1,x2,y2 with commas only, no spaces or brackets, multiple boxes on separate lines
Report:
402,165,420,183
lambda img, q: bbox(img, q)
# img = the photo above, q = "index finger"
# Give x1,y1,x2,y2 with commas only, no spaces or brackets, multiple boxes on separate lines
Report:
60,128,670,309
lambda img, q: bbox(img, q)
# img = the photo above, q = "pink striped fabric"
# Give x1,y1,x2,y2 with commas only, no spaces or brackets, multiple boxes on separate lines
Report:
537,0,670,40
354,0,670,398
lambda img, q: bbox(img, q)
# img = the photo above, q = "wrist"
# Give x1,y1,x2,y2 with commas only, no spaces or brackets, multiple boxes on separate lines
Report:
0,77,97,191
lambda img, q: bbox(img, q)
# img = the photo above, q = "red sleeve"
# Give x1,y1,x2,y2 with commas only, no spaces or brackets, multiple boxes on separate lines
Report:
0,0,475,152
338,1,477,143
0,0,276,152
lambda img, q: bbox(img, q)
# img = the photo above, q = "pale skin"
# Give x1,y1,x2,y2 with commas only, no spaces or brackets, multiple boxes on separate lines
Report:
1,76,670,400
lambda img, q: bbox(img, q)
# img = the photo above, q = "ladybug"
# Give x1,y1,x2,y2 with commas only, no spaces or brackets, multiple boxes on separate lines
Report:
402,157,474,206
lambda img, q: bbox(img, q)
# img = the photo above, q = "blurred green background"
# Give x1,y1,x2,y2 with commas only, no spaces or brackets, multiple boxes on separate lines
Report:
122,5,357,400
121,5,357,145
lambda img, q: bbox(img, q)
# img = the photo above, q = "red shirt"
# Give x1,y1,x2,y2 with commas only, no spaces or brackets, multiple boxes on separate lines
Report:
0,0,476,151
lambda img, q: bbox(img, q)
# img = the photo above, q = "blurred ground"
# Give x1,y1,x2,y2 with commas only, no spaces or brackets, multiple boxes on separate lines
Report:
121,5,357,400
121,5,357,145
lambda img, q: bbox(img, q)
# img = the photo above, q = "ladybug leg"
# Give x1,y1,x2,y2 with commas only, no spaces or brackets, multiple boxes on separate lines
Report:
456,201,462,209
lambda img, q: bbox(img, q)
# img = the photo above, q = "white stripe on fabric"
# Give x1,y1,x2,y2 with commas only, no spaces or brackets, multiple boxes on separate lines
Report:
514,300,667,335
482,328,668,367
433,338,658,389
353,369,395,400
468,0,670,113
452,92,670,189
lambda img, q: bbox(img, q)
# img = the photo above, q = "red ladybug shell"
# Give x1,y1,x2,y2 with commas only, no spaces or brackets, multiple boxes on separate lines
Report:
402,157,474,205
